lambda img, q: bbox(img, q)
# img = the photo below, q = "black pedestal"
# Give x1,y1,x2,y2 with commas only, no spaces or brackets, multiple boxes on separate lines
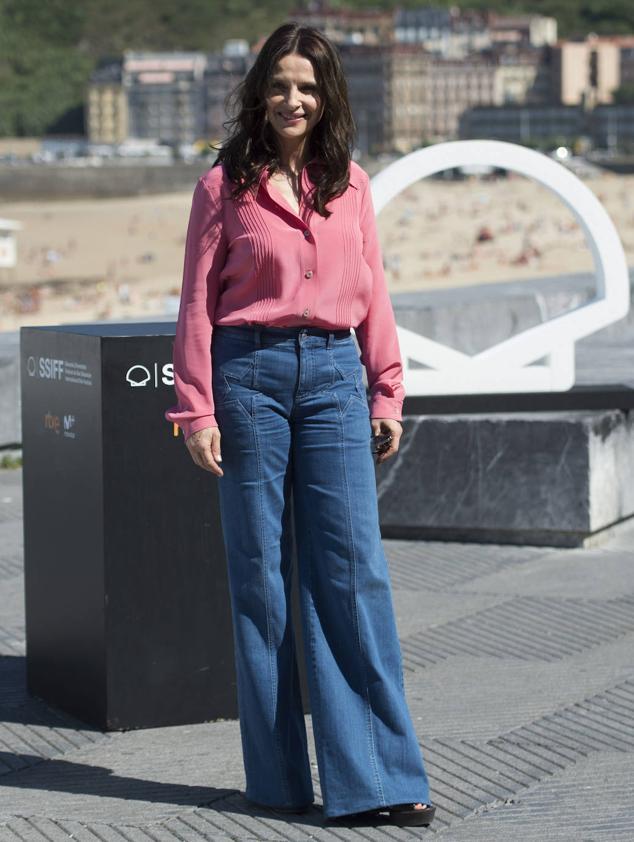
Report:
20,321,310,730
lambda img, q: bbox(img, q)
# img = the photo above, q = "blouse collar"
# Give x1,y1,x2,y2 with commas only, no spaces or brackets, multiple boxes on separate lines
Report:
256,157,362,191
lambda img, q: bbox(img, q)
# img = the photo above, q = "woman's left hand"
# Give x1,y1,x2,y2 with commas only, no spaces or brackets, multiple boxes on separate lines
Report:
370,418,402,464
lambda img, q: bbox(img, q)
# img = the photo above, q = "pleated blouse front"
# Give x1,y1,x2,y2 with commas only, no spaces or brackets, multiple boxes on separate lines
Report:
165,157,405,440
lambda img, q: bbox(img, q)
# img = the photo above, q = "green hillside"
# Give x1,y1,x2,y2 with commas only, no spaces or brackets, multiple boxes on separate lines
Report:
1,0,633,138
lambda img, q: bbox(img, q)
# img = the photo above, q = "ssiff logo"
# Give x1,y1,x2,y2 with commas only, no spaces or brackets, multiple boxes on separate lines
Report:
126,363,173,387
28,356,64,379
124,361,181,437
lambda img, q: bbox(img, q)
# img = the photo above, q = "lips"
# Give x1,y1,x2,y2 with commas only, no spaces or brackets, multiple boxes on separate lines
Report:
280,113,305,121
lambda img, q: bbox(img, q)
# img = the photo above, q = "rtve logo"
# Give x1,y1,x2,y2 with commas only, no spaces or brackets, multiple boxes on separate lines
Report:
43,413,77,436
44,411,61,434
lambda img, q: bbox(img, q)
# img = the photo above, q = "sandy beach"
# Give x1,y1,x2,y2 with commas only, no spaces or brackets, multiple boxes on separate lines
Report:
1,169,633,332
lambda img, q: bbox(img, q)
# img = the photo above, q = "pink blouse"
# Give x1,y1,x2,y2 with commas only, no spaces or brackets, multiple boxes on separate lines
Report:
164,158,405,440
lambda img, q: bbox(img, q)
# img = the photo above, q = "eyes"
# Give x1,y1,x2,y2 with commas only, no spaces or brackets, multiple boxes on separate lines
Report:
269,82,318,94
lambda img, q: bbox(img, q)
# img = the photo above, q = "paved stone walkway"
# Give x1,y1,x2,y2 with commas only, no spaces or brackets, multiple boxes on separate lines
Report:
1,465,633,840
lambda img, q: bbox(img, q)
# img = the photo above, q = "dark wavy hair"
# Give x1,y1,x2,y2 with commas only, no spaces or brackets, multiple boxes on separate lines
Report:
210,22,356,218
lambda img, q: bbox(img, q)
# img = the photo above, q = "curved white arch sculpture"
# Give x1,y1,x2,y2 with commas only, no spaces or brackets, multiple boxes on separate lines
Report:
371,140,630,393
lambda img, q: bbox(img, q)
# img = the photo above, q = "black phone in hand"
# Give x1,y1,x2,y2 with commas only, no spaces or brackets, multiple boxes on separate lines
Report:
370,432,392,453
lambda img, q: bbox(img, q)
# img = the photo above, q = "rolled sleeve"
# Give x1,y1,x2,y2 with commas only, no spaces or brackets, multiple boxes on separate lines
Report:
354,174,405,421
164,173,227,440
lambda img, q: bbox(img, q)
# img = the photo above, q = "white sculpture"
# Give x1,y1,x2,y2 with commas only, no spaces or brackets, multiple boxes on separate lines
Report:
371,140,630,393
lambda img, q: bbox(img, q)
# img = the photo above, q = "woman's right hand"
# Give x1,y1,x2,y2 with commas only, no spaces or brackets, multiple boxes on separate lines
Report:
185,426,223,476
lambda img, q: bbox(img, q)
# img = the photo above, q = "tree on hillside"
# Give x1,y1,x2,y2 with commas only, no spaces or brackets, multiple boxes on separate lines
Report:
613,84,634,105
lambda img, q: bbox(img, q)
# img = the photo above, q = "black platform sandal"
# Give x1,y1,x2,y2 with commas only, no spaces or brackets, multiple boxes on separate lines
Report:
387,802,436,827
330,802,435,827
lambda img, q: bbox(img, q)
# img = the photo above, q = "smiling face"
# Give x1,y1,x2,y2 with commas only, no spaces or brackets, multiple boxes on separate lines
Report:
263,52,324,156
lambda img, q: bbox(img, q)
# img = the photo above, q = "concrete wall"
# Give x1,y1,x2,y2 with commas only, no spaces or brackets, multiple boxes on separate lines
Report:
377,408,634,546
0,162,210,201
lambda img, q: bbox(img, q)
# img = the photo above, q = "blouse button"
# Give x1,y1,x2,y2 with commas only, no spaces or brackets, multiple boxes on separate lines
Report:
303,229,311,239
302,308,310,317
304,269,313,279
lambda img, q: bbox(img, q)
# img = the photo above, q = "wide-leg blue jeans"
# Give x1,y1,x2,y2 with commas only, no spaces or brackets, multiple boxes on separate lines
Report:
211,323,431,819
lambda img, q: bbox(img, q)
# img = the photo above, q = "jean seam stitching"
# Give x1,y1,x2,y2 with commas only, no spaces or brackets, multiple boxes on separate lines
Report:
216,397,254,425
342,375,365,414
220,356,254,400
254,403,291,805
332,361,360,382
337,400,386,806
283,481,313,806
305,508,328,809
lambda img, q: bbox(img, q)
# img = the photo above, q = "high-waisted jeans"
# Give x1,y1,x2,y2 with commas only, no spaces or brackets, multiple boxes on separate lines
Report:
211,322,431,819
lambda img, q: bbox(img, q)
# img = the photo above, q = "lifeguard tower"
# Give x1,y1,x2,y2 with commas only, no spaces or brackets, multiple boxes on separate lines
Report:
0,217,22,277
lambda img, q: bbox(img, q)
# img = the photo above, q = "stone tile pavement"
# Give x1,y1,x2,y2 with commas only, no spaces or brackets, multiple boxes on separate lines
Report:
1,465,633,840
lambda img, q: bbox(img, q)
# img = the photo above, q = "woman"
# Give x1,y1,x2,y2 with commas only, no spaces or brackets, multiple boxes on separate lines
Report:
165,22,435,827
